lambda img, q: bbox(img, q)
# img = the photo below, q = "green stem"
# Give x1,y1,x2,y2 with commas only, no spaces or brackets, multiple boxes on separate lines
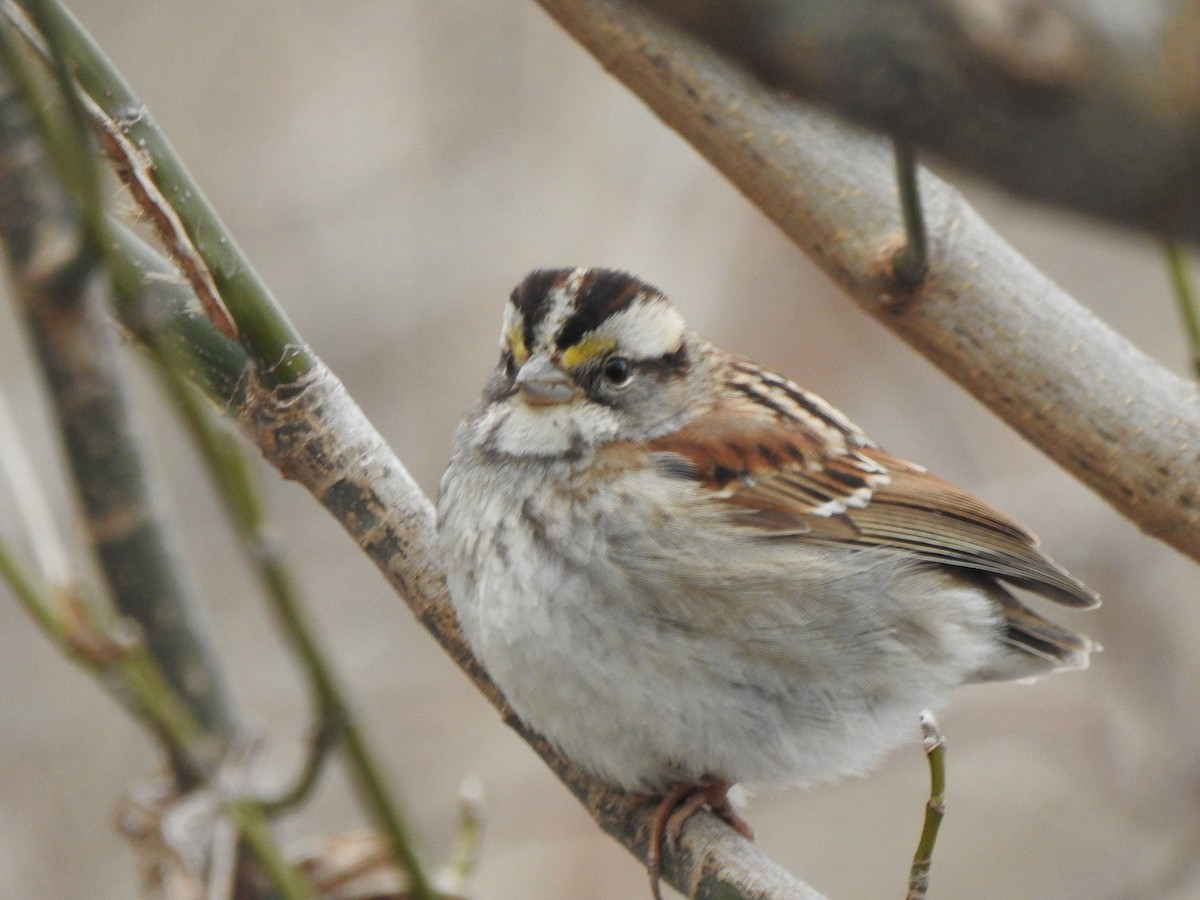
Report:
907,711,946,900
15,0,106,248
226,799,321,900
108,224,251,403
1165,241,1200,381
138,279,435,898
186,411,435,897
0,547,317,900
264,714,341,814
892,139,929,287
443,777,484,890
0,539,61,641
0,8,239,745
9,0,314,384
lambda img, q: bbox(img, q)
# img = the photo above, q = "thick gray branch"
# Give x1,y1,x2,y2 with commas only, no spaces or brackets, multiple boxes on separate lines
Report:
627,0,1200,241
535,0,1200,564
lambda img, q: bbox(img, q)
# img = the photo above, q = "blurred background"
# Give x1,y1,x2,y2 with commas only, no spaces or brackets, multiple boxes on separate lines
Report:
0,2,1196,898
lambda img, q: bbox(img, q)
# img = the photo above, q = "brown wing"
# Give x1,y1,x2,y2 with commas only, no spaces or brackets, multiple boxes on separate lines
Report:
645,359,889,518
645,359,1098,609
820,449,1098,607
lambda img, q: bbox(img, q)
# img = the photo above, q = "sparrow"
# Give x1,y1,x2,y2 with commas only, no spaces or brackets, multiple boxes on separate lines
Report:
437,267,1097,897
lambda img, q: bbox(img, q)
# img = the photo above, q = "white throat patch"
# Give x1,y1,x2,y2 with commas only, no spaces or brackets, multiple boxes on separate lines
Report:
474,395,621,458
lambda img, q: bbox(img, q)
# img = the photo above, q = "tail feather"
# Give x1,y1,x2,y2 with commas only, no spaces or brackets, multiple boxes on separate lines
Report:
973,585,1099,682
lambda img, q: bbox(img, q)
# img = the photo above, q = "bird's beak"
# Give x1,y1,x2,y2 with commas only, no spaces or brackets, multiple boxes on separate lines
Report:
515,354,574,406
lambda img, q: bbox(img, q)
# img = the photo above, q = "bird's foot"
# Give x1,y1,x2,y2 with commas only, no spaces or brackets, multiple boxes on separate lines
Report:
646,779,753,900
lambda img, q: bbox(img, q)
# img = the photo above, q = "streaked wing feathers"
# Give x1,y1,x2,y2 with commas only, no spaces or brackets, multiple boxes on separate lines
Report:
645,361,1098,609
819,453,1098,607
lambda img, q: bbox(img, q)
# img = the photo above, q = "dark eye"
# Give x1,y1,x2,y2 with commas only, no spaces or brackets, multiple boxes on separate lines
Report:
602,356,632,386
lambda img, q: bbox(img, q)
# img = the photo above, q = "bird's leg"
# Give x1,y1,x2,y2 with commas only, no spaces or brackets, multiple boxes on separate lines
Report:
647,783,689,900
689,780,754,841
646,779,754,900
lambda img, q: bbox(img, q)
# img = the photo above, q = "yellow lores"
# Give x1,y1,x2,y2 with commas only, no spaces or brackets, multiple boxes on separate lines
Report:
505,324,530,365
561,334,617,370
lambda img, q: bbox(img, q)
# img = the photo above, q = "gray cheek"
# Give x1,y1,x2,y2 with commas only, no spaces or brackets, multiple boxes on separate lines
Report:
607,378,692,441
482,367,515,403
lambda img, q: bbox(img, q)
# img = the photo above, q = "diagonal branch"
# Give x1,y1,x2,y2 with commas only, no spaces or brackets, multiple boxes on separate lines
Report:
534,0,1200,564
625,0,1200,242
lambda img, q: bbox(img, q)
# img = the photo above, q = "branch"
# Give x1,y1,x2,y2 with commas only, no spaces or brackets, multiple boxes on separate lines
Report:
626,0,1200,242
153,356,436,899
0,39,318,897
7,0,315,382
0,25,239,749
533,0,1200,564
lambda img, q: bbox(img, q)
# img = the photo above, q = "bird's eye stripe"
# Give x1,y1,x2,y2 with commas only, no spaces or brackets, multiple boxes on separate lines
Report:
562,334,618,369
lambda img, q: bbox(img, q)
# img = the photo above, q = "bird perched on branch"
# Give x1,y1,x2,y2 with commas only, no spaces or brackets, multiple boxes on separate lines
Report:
438,267,1097,897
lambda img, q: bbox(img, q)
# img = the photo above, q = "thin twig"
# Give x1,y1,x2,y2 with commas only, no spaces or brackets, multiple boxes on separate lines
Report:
891,139,929,287
1165,241,1200,381
264,714,341,814
441,777,485,892
907,711,946,900
144,344,340,814
0,537,61,640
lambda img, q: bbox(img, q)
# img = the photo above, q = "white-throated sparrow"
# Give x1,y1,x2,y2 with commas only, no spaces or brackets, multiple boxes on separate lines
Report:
437,267,1097,894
